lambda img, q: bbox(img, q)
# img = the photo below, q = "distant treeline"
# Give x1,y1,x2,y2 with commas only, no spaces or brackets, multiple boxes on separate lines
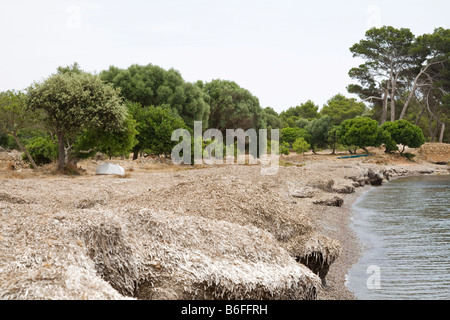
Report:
0,26,448,170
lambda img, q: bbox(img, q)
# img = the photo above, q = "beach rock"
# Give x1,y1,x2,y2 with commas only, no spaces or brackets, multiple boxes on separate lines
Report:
307,179,335,193
291,187,318,199
418,169,434,174
344,175,358,182
357,178,366,187
313,196,344,207
367,168,384,186
332,184,355,194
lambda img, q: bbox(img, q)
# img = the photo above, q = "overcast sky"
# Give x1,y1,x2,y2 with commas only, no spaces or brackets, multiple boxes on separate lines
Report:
1,0,449,113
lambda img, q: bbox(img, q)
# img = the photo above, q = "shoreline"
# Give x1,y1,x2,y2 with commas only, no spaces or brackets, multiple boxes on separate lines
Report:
316,167,449,300
1,147,449,300
316,184,371,300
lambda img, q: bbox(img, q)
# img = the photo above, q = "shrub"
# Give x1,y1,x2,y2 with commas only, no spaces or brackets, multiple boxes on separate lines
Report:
22,137,57,166
266,141,290,155
403,153,416,161
338,117,388,154
0,132,18,150
381,120,426,154
280,142,291,155
292,137,310,155
281,127,311,147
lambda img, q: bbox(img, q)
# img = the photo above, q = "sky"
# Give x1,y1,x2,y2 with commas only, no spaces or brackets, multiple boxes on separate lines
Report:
0,0,449,113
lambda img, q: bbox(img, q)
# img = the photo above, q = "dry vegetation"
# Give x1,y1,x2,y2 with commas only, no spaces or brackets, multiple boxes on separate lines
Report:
0,144,448,300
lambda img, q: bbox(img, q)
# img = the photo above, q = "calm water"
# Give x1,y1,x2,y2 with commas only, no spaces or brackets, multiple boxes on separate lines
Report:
347,175,450,300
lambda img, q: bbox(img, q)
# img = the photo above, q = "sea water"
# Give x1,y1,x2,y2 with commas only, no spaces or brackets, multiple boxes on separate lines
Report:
346,175,450,300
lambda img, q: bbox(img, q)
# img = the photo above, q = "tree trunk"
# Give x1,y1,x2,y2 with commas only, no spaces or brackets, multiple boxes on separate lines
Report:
400,86,418,121
438,123,445,143
12,134,38,170
401,60,446,120
133,149,139,161
57,132,66,170
381,87,389,124
415,105,426,126
362,147,369,155
389,63,397,122
428,118,434,142
390,87,396,122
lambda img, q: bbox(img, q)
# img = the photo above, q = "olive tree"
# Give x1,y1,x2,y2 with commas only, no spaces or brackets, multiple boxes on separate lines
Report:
27,70,128,170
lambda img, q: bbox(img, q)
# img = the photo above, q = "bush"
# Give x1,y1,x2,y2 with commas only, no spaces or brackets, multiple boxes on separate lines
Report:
23,137,57,166
403,153,416,161
266,141,290,155
381,120,425,154
281,127,311,147
133,106,188,157
338,117,388,154
0,132,18,150
292,137,310,155
280,142,291,155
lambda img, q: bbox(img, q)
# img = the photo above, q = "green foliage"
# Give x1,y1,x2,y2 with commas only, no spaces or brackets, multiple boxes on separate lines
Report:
263,107,282,130
338,117,388,153
381,120,426,153
292,138,310,155
75,113,138,159
101,64,210,128
403,153,416,161
27,67,128,169
28,71,126,136
280,142,291,155
281,116,298,129
203,79,265,133
281,100,320,121
134,106,188,156
57,62,84,75
294,118,310,129
320,94,366,125
348,26,421,123
0,90,44,168
281,127,311,147
0,90,42,137
22,136,57,166
0,132,18,150
327,126,340,154
350,26,416,66
266,140,290,156
306,116,333,151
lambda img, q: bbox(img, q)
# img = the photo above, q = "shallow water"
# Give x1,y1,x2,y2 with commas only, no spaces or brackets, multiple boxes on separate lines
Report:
347,175,450,300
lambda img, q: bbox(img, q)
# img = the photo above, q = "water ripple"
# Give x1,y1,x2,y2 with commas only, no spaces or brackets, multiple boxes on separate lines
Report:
347,175,450,300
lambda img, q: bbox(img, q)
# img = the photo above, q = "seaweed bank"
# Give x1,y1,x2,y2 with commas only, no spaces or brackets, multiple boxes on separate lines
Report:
0,145,448,300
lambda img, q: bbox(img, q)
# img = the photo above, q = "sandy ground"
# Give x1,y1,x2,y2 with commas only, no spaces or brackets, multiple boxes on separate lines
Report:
0,144,449,300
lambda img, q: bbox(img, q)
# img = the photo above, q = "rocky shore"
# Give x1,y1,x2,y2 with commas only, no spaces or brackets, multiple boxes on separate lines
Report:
0,146,448,300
